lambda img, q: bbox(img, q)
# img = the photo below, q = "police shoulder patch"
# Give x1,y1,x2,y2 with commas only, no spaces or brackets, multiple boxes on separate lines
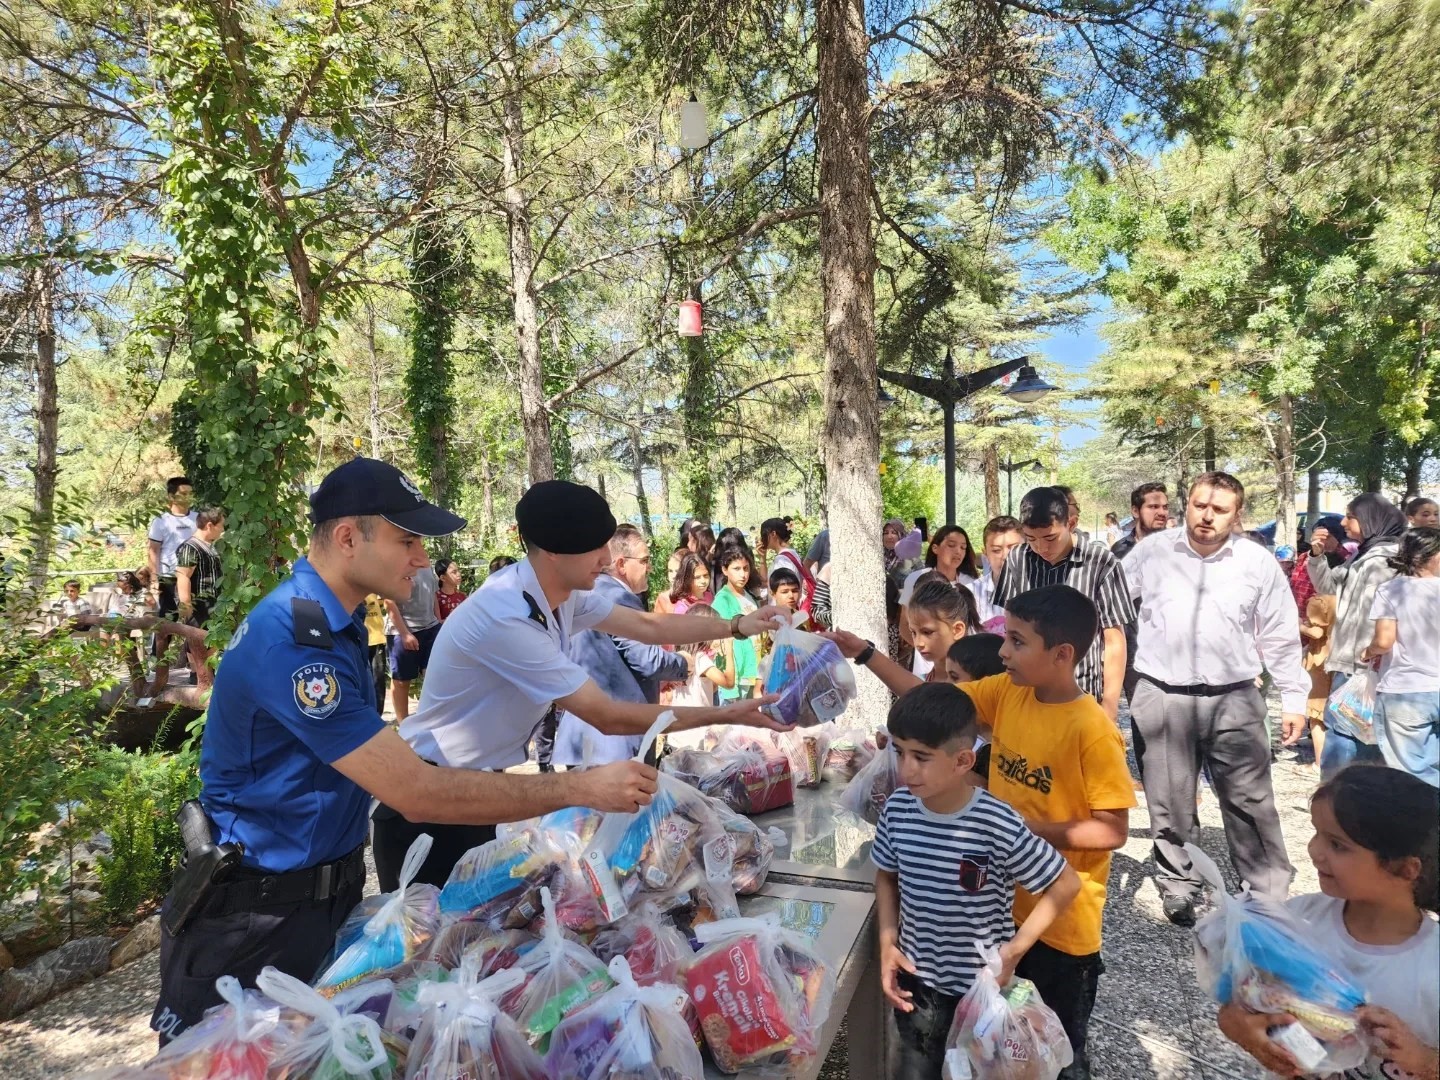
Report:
293,662,342,719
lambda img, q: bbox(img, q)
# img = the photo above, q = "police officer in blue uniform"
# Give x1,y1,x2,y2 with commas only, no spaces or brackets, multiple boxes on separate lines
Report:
151,458,659,1042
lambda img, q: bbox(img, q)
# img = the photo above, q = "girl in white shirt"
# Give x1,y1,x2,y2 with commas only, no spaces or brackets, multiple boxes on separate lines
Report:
1218,765,1439,1080
1362,527,1440,786
669,603,735,708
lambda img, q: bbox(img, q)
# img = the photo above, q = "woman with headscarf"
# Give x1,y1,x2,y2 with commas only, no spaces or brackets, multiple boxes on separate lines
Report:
1307,492,1408,776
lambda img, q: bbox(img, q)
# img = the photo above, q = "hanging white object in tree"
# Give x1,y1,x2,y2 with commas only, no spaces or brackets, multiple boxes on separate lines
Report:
680,95,708,149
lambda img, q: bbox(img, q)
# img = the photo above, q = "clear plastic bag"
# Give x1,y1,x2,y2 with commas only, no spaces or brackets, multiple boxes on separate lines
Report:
838,740,898,824
428,919,538,975
771,724,833,788
380,961,451,1040
256,967,400,1080
142,975,288,1079
546,956,706,1079
661,732,794,814
821,728,876,785
511,886,615,1051
1325,669,1378,744
942,946,1073,1080
760,618,857,727
589,901,696,987
437,830,560,930
1188,843,1369,1074
685,912,835,1075
404,962,546,1080
316,834,442,993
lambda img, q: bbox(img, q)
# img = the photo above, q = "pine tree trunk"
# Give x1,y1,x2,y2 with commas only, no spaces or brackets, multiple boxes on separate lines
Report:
726,473,739,522
817,0,887,728
1273,393,1296,549
1204,427,1217,473
983,444,1000,518
1364,428,1387,492
1306,466,1321,522
680,288,715,521
630,426,653,539
25,188,58,594
480,451,495,546
365,303,382,456
500,52,553,485
658,450,671,525
1402,445,1422,501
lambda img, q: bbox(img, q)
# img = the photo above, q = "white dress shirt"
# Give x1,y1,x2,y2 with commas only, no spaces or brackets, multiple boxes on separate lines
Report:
1125,529,1308,714
399,557,614,769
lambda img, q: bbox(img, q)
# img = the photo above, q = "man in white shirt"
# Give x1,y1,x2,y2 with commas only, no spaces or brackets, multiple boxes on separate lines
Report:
379,480,788,890
1125,471,1307,925
147,476,197,619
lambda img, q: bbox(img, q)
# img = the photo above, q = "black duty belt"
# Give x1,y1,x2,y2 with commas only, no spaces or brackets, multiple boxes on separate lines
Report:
1138,673,1255,697
212,845,365,915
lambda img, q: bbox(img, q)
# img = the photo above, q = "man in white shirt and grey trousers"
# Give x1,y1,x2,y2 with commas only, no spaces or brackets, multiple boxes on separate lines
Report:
1124,471,1308,927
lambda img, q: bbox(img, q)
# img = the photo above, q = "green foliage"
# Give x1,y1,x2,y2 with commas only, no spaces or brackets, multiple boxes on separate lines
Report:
407,221,463,514
880,455,941,526
89,748,200,921
167,381,225,507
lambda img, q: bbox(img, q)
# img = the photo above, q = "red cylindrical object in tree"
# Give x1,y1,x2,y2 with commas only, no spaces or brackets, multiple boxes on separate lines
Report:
678,298,703,337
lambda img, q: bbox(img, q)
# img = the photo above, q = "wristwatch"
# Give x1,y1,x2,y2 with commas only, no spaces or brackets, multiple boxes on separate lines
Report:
855,640,876,666
729,613,747,640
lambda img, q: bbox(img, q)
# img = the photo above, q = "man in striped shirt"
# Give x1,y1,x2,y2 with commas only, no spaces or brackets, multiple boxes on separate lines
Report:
874,682,1080,1079
993,486,1135,719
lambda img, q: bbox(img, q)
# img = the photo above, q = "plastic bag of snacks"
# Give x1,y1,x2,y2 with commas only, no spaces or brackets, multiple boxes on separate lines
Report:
821,728,876,784
771,725,833,788
685,912,835,1075
662,732,794,814
404,962,545,1080
546,956,705,1080
590,901,696,987
134,975,288,1079
1188,843,1368,1074
942,947,1072,1080
1324,668,1378,744
760,617,857,727
511,887,615,1051
317,834,441,993
257,968,401,1080
838,740,899,824
437,829,561,930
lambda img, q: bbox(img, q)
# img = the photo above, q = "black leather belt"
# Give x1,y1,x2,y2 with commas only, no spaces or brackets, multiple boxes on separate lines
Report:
1138,673,1255,697
213,845,365,914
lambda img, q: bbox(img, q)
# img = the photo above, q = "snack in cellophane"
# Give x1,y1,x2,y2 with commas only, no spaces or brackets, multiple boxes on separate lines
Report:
436,829,562,932
1188,843,1368,1074
137,974,289,1079
837,739,898,824
545,956,705,1080
820,728,876,785
591,900,702,1047
315,834,441,994
510,887,615,1051
380,961,451,1040
770,725,833,788
760,620,856,727
685,913,834,1075
404,962,546,1080
943,946,1073,1080
661,733,794,815
258,967,403,1080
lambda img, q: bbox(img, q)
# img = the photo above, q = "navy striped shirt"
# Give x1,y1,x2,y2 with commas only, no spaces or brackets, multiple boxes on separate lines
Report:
993,539,1136,701
872,788,1067,996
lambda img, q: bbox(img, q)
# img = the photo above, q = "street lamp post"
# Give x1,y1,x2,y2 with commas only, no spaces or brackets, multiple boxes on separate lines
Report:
1000,455,1047,515
879,351,1055,525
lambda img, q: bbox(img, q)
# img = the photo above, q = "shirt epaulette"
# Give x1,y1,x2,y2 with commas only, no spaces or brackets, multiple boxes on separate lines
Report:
290,597,334,649
522,590,549,630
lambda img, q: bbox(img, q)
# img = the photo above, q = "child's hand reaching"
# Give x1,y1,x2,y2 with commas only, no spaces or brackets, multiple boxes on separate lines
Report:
1359,1005,1438,1079
880,939,918,1012
1216,1004,1302,1077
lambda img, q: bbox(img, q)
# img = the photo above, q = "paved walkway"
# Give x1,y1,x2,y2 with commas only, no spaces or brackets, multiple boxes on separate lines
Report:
2,705,1320,1079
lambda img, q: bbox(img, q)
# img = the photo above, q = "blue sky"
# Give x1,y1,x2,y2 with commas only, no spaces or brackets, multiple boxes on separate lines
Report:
1034,302,1109,451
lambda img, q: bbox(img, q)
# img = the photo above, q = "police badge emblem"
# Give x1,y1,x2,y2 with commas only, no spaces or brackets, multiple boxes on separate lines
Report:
399,473,424,500
293,663,342,718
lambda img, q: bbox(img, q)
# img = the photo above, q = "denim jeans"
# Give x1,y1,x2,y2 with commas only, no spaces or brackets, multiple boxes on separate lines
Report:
893,971,962,1080
1375,690,1440,786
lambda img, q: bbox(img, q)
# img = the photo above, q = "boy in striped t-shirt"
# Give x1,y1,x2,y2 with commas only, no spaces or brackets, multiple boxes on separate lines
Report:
873,682,1081,1079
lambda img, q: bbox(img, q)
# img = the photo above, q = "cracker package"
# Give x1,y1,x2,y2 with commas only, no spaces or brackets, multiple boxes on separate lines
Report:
685,912,834,1075
760,619,856,727
404,963,545,1080
545,957,705,1080
257,968,402,1080
1188,843,1368,1075
317,834,441,993
942,947,1072,1080
510,887,615,1051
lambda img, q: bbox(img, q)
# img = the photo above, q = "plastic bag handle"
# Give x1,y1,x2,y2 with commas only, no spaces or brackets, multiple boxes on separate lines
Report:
606,955,688,1011
1183,842,1230,896
633,710,679,764
255,967,388,1073
215,974,280,1045
359,831,433,940
693,910,782,945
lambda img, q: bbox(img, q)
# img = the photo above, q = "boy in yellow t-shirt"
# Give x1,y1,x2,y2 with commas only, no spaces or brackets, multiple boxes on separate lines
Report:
825,583,1134,1079
956,584,1135,1080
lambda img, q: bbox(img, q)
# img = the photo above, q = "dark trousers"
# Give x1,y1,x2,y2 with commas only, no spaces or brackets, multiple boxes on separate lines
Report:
1015,940,1104,1080
893,970,961,1080
151,873,362,1044
368,643,388,711
1131,678,1293,901
531,704,559,772
372,803,496,891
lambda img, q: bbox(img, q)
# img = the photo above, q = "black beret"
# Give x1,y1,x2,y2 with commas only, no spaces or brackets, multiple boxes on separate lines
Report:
516,480,617,554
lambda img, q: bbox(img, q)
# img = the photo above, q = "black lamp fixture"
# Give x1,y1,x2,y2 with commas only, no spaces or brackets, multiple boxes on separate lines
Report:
1002,362,1058,404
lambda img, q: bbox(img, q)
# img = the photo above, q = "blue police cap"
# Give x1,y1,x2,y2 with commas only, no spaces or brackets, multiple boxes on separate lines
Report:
309,458,466,537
